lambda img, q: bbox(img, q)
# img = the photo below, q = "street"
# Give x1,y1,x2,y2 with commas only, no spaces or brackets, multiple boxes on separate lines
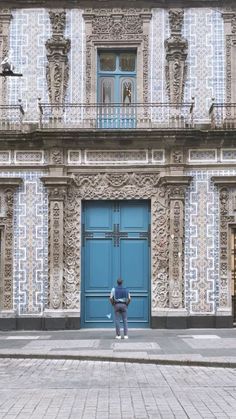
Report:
0,358,236,419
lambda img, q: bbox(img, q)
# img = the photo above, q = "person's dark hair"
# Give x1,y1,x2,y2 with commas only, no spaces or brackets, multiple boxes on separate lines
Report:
117,278,123,285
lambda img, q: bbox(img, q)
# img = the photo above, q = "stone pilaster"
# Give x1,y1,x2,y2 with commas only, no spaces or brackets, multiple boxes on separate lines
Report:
160,176,192,310
41,176,70,310
0,178,22,313
46,9,70,108
165,9,188,104
212,176,236,316
223,10,236,108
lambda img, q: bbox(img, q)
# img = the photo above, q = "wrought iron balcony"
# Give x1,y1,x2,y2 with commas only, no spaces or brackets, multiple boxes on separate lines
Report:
209,101,236,129
0,101,24,131
38,100,195,130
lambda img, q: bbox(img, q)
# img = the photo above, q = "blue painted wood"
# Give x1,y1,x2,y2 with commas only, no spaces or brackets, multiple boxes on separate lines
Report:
97,51,137,129
82,200,150,328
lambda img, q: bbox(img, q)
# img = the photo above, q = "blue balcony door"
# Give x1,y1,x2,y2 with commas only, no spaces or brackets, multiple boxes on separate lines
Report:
97,51,137,128
81,200,150,328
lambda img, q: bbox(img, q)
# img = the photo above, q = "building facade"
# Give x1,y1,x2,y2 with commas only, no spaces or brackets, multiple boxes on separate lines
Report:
0,0,236,329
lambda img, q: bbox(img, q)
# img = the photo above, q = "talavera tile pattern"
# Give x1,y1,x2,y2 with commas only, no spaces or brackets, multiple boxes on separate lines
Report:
0,172,48,315
185,170,236,314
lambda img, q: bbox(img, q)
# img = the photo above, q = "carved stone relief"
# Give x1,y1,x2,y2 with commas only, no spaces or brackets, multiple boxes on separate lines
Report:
0,179,22,312
41,177,70,311
212,176,236,311
165,9,188,104
46,10,71,106
63,172,190,313
83,8,151,104
223,11,236,105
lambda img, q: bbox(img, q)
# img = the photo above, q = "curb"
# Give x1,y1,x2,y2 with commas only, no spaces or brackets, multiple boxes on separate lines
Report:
0,352,235,368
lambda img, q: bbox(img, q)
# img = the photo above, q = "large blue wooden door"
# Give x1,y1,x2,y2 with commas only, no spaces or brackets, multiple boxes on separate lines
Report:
82,200,150,328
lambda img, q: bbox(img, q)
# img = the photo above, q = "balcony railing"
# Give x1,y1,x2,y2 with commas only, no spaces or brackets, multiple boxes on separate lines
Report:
38,100,195,130
209,101,236,129
0,101,24,131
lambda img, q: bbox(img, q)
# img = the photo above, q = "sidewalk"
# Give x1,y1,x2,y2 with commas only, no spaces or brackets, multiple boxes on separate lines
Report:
0,328,236,368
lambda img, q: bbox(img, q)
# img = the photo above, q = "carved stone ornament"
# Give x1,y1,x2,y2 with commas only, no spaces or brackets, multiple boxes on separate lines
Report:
212,176,236,310
161,177,192,310
223,12,236,105
0,178,22,311
83,8,151,104
46,10,71,105
165,9,188,104
41,176,70,310
63,172,190,312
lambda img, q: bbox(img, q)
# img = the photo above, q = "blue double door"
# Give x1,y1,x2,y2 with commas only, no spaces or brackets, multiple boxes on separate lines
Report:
82,200,150,328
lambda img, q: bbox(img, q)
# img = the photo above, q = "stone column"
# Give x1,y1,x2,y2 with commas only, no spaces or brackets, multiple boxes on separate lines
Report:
41,177,70,313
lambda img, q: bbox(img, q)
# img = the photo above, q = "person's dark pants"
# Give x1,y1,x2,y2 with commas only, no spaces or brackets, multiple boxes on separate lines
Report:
114,303,128,336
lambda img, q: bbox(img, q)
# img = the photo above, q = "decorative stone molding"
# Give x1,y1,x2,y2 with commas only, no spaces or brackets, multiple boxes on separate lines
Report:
83,8,151,104
165,9,188,104
160,176,192,309
0,178,22,312
50,148,64,165
212,176,236,311
46,9,71,106
41,176,70,310
63,171,191,313
0,9,12,105
223,11,236,106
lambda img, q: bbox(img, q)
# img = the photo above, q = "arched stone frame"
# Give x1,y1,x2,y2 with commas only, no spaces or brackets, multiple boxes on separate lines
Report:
62,171,192,323
0,178,22,313
83,9,152,104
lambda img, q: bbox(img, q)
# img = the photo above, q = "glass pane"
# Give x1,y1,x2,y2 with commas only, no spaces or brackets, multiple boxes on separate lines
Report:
99,53,116,71
101,78,114,104
119,53,136,72
122,80,133,104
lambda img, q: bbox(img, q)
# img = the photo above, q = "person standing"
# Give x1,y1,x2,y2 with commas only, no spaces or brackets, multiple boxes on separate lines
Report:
110,278,131,339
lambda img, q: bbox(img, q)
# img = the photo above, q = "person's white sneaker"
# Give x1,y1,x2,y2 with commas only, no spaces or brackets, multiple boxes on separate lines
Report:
115,335,121,339
124,335,129,339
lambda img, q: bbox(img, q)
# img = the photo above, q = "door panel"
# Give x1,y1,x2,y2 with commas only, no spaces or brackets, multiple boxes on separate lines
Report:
82,200,150,328
85,240,113,290
120,240,149,290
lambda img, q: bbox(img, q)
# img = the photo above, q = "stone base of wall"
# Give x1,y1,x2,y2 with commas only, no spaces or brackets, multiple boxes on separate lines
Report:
0,317,81,331
0,315,233,330
151,316,233,329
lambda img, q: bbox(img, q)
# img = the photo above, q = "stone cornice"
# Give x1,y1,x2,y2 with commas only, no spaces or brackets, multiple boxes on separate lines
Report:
159,175,193,186
41,176,71,186
212,176,236,185
0,178,22,187
0,0,232,8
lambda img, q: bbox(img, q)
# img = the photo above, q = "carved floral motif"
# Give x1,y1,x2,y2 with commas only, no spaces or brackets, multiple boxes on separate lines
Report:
64,172,171,310
84,8,150,104
0,187,18,311
219,187,234,308
46,10,71,105
165,9,188,104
